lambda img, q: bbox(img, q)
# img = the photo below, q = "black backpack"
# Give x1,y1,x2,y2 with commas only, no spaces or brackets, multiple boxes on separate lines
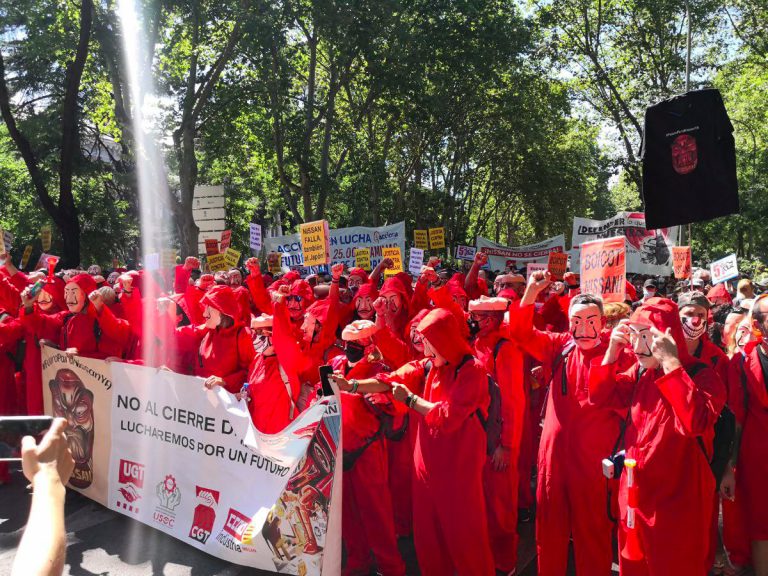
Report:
453,351,503,457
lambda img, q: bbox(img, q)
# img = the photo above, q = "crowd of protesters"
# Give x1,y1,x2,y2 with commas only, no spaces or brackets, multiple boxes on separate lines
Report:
1,246,767,576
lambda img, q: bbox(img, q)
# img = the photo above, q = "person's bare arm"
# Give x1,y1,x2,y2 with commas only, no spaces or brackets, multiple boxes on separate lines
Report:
12,418,75,576
369,257,393,286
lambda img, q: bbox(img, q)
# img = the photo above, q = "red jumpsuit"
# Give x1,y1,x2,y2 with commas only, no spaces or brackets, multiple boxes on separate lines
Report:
474,331,526,572
508,302,629,576
380,308,494,576
0,315,23,482
332,354,405,576
589,299,726,576
728,341,768,543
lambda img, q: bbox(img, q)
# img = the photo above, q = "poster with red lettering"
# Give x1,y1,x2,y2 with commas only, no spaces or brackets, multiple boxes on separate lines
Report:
672,246,692,279
580,236,626,303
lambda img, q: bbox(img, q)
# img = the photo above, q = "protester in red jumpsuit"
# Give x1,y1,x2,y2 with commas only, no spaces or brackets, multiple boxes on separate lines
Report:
678,291,729,381
372,307,495,575
509,271,632,576
591,297,726,575
728,295,768,575
469,295,526,574
178,284,255,393
329,320,405,576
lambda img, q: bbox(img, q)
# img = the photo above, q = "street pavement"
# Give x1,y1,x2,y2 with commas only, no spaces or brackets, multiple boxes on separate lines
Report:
0,462,583,575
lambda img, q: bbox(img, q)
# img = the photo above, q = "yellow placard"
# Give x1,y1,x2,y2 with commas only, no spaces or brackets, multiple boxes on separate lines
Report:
207,253,228,272
20,245,33,269
161,249,177,268
414,230,428,250
299,220,330,267
429,227,445,250
355,248,371,271
41,226,52,251
223,247,241,269
382,246,403,277
267,252,283,274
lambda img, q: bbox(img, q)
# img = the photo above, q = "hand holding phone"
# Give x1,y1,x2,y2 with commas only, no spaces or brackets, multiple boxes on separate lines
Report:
0,416,54,461
319,365,335,397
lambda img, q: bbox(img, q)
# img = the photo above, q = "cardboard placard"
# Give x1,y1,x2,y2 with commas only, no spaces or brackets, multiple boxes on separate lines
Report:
41,226,52,251
208,253,228,272
20,245,33,269
205,239,219,256
580,236,626,304
220,230,232,252
710,254,738,285
35,253,59,272
408,248,424,276
267,252,282,274
382,247,403,277
455,245,477,261
414,230,429,250
223,247,241,269
526,262,547,282
428,227,445,250
299,220,331,267
672,246,692,279
547,252,568,280
354,248,371,271
249,223,262,251
161,249,177,269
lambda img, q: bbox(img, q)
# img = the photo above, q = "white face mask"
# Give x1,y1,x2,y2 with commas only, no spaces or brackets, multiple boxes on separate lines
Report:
643,289,656,299
681,315,707,341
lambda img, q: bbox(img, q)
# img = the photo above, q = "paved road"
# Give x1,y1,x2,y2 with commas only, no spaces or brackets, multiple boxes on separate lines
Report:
0,462,557,575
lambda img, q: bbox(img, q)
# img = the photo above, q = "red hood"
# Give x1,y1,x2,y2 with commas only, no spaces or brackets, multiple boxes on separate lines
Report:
630,296,695,367
348,267,369,283
42,276,67,312
200,285,240,321
68,273,97,296
497,288,520,302
445,281,467,303
381,277,409,301
353,281,379,304
707,283,733,306
417,308,473,365
290,279,315,304
394,272,414,298
306,297,333,322
283,270,300,283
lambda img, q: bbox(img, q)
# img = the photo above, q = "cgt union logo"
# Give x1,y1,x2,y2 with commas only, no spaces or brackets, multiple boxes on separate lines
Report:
216,508,258,553
188,486,220,545
116,459,145,514
153,474,182,529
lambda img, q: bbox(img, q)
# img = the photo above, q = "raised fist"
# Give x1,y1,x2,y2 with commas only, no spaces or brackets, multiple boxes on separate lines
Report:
331,263,344,281
184,256,200,270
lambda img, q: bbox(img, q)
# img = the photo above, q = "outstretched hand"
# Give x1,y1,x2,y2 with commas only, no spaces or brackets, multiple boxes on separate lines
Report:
21,418,74,485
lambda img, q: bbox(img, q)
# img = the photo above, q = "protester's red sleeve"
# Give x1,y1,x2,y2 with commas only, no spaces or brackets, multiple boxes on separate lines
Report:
496,341,525,451
588,359,637,411
20,307,65,340
727,355,747,424
315,280,341,353
174,265,191,295
377,360,426,396
424,362,488,435
374,326,410,369
272,300,311,377
175,324,203,356
540,293,568,333
0,317,23,346
91,303,132,346
410,280,430,317
119,288,144,337
245,271,273,315
221,328,255,393
8,271,30,292
655,365,726,437
184,284,205,325
505,303,567,366
0,275,21,313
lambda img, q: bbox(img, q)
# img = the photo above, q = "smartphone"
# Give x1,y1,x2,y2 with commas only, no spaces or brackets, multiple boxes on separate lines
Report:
0,416,54,461
29,280,45,299
319,365,335,397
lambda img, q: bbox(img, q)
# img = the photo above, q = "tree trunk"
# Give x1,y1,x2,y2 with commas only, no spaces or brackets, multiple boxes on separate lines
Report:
176,120,200,257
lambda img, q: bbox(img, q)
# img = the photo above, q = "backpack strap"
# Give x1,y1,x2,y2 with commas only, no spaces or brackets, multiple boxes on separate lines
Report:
491,337,507,377
540,340,576,419
277,362,298,420
686,362,713,461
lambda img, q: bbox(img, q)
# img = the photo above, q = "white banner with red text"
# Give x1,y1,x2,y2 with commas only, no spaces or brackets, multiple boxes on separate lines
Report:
41,345,341,575
475,235,566,272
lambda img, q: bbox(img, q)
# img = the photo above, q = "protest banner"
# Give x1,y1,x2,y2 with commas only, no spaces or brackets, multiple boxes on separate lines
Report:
41,345,341,574
34,252,59,272
526,263,547,282
571,212,677,275
267,252,282,275
223,247,241,269
220,230,232,252
205,239,220,256
144,253,160,271
41,225,52,251
547,251,568,280
428,227,445,250
455,245,477,261
208,253,228,272
161,249,177,269
710,254,739,284
354,248,371,271
476,235,566,272
414,230,428,250
265,222,406,273
249,223,262,252
672,246,692,279
383,247,403,277
20,245,33,269
580,236,626,303
409,248,424,276
299,220,331,267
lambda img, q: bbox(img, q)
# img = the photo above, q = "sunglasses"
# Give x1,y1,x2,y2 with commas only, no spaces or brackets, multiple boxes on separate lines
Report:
286,295,304,303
